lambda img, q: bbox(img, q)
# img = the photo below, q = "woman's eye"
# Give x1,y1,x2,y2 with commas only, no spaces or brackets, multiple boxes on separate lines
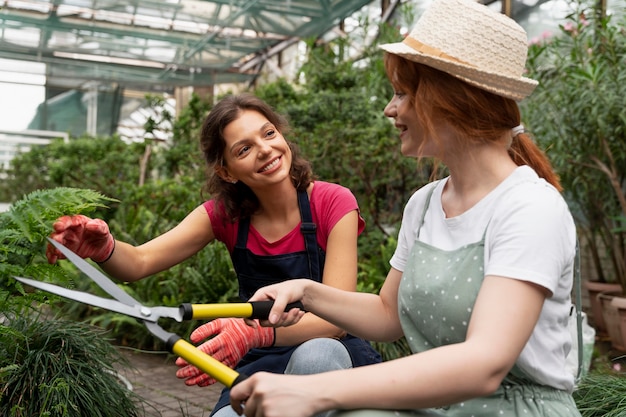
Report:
265,129,277,138
237,145,251,156
394,91,405,98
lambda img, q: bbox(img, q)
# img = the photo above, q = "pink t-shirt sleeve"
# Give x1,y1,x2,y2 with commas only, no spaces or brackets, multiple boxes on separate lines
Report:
203,200,238,252
310,181,365,251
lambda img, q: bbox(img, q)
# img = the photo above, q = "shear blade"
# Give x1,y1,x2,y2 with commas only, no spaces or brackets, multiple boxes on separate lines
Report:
47,237,138,307
13,276,163,323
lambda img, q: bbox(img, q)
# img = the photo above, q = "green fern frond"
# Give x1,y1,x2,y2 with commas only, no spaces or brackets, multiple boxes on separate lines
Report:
1,187,116,238
1,187,117,311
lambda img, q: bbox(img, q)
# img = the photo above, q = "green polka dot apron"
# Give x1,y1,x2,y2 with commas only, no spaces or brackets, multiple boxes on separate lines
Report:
330,184,580,417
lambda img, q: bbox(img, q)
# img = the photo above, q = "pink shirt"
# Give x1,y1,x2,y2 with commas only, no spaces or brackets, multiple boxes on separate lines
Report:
204,181,365,255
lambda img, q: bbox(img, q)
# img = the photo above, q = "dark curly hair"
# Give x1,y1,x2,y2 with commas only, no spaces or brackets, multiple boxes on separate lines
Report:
200,93,314,221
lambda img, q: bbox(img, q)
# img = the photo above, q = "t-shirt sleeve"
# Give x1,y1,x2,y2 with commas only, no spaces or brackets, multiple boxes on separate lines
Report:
310,182,366,251
485,183,576,295
203,200,237,252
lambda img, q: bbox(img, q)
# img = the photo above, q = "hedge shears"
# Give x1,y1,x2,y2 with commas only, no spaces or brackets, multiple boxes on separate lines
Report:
14,238,302,388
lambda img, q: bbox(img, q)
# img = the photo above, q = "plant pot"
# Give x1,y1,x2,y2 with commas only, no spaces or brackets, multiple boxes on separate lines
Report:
599,291,626,352
584,281,623,336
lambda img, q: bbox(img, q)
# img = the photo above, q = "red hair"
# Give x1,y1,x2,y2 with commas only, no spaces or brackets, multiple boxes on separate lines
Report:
384,53,562,191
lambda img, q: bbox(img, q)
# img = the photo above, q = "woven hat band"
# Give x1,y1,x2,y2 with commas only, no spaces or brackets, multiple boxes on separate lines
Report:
402,36,473,68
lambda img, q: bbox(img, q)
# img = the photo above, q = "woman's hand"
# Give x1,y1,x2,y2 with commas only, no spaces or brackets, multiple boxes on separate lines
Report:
175,318,275,387
230,372,328,417
46,215,115,263
247,279,310,327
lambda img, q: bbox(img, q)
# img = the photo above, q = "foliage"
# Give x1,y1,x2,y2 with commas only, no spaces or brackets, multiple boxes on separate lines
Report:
0,187,116,312
165,92,213,183
0,95,238,348
523,3,626,288
0,135,147,205
573,365,626,416
0,311,147,417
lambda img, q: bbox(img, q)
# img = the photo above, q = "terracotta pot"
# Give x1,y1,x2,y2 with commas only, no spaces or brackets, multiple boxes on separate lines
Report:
584,281,623,335
607,296,626,352
599,291,626,352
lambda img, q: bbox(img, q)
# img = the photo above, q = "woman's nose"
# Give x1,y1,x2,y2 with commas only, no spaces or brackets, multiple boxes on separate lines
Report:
257,140,272,158
383,98,396,117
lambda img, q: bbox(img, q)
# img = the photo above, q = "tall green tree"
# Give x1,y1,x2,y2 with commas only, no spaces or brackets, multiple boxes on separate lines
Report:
523,3,626,286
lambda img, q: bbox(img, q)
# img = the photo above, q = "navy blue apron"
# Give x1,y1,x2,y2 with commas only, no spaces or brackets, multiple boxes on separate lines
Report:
211,190,381,414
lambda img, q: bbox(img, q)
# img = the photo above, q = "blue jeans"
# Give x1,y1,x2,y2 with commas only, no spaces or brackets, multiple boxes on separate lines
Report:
213,338,353,417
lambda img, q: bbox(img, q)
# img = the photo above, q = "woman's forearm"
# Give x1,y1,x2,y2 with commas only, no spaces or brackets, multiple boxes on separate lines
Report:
302,281,403,342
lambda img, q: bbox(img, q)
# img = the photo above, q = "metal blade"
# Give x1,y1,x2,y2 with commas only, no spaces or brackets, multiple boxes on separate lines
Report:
47,237,137,307
13,276,158,322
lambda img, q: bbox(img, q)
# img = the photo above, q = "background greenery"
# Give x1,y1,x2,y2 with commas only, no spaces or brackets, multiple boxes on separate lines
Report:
0,18,423,359
523,4,626,290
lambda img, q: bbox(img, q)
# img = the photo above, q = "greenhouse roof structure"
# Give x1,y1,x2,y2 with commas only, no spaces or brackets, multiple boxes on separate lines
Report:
0,0,375,91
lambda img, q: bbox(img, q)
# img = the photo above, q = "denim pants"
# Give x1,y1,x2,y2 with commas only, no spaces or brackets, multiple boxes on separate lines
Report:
213,337,353,417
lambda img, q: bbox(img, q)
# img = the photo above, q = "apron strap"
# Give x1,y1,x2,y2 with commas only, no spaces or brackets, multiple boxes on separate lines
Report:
573,238,584,382
236,216,250,248
417,181,441,238
298,189,322,282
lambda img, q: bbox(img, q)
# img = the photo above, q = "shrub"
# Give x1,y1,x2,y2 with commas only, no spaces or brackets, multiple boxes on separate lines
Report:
0,311,147,416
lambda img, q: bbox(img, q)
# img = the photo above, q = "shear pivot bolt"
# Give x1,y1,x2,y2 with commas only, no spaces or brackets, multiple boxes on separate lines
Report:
140,307,152,317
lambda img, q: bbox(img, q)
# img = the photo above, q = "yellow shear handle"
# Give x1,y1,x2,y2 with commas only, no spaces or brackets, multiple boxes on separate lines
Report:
170,337,245,387
181,301,304,320
185,303,254,320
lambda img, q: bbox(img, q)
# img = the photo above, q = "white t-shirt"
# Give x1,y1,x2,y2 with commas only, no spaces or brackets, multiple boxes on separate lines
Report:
390,165,577,392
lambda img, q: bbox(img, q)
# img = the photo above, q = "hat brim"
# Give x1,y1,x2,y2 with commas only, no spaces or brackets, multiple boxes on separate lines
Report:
379,41,538,101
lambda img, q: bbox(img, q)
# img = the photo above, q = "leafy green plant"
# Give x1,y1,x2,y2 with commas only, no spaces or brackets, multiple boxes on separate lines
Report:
0,187,117,312
523,2,626,288
0,311,147,417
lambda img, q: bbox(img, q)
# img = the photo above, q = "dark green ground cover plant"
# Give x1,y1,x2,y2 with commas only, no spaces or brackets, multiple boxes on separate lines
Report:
572,356,626,417
0,312,149,417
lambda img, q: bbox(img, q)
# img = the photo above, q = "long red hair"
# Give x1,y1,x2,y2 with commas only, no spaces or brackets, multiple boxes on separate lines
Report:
384,53,562,191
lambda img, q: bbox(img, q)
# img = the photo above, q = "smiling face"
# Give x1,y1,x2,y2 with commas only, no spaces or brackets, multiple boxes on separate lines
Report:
217,109,293,188
384,91,441,159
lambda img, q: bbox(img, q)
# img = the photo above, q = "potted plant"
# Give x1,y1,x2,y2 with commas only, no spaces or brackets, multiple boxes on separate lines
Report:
523,1,626,347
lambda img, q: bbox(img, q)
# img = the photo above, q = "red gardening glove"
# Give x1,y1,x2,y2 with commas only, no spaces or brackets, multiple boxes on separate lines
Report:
46,215,115,264
175,318,275,387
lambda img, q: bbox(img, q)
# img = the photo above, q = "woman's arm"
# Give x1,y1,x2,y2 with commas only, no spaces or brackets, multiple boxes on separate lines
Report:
235,276,547,416
258,266,404,343
100,204,215,282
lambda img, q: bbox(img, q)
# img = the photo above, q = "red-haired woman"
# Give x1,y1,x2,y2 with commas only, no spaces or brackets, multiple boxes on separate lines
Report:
231,0,580,416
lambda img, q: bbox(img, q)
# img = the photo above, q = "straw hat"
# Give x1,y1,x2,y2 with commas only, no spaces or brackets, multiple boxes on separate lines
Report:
379,0,538,101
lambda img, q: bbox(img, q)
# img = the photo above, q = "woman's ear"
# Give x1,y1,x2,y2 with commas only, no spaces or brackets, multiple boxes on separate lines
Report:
215,165,237,184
